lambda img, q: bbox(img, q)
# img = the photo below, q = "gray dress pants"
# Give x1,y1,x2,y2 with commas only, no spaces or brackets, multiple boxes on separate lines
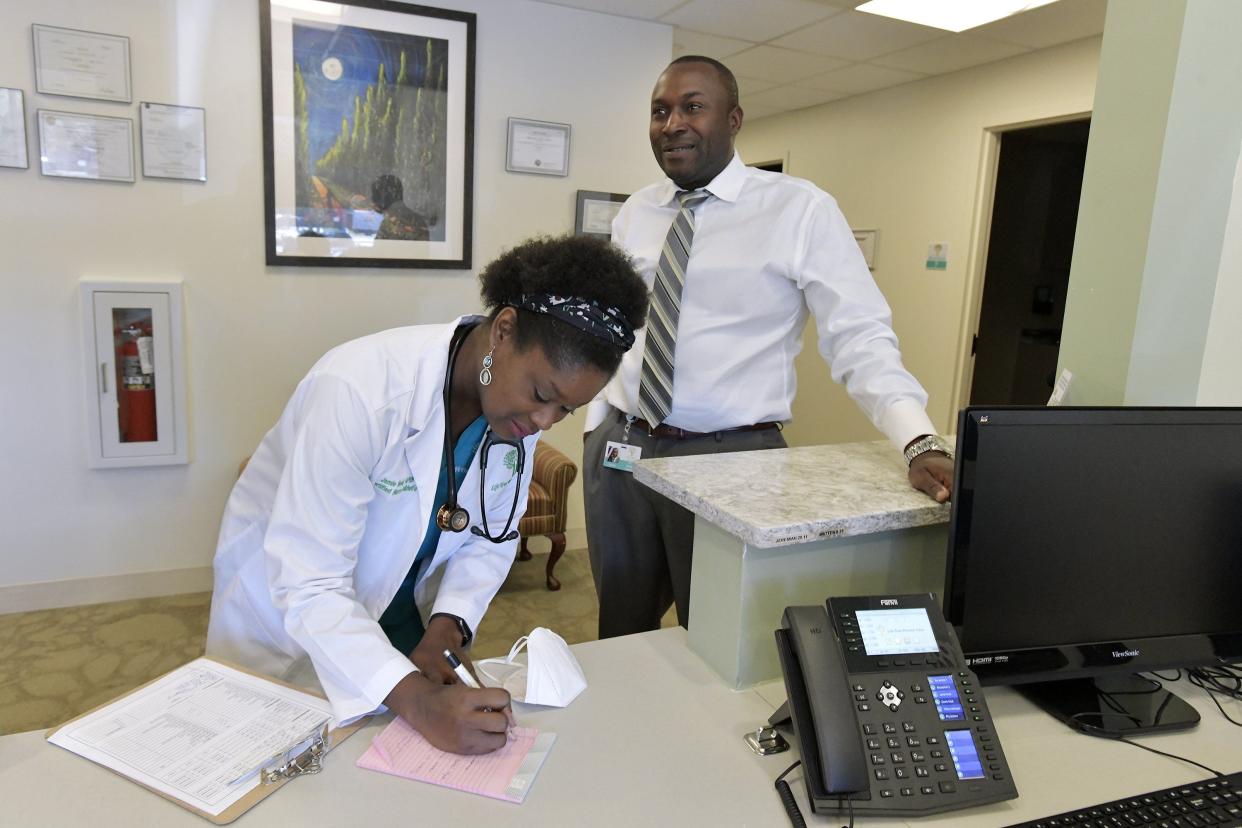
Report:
584,408,787,639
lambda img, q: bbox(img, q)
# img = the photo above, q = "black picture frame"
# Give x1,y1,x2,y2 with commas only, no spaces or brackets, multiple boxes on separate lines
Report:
260,0,476,268
574,190,628,238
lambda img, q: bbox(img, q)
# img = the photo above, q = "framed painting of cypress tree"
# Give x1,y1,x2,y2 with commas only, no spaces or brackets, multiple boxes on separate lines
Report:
260,0,475,268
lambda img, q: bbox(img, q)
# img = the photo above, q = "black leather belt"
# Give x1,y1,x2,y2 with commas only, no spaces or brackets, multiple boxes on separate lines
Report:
627,414,782,440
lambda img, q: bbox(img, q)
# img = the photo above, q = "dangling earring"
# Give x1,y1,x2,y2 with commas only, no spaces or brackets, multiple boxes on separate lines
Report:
479,347,495,386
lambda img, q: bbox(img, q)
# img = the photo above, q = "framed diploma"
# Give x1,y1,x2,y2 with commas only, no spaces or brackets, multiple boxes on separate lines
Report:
574,190,628,238
140,102,207,182
261,0,476,269
0,88,28,169
37,109,135,183
506,117,570,176
32,24,132,103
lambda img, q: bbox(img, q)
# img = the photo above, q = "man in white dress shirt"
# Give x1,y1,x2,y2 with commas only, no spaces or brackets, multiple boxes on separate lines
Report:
582,56,954,639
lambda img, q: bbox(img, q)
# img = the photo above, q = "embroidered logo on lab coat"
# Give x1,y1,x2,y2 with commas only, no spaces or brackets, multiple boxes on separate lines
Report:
490,449,519,493
375,476,417,496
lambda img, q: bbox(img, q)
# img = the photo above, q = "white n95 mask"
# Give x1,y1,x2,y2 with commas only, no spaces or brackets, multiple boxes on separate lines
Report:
477,627,587,707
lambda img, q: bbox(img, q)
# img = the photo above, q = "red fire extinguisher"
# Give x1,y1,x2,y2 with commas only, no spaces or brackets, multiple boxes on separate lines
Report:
116,323,157,442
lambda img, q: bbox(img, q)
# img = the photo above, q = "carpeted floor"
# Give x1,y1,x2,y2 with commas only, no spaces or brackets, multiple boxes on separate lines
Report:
0,547,669,736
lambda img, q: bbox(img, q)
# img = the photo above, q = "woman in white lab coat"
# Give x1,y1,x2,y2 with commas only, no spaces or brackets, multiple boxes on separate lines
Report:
206,235,648,755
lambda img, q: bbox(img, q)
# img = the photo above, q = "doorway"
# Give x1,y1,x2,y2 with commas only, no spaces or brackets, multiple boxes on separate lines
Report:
968,118,1090,405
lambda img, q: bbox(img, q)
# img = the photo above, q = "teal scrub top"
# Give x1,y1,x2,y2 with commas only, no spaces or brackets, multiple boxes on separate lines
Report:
379,415,487,656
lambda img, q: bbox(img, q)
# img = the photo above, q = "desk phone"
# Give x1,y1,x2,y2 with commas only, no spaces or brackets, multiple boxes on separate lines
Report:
771,593,1018,817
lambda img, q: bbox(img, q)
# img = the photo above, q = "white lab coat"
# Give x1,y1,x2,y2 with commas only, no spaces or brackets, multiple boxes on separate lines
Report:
206,318,536,724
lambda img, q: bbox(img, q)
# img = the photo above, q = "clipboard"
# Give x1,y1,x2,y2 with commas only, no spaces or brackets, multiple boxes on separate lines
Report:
45,656,367,824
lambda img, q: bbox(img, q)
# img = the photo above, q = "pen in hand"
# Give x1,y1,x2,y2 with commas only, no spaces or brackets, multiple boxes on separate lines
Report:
443,649,481,688
444,649,516,731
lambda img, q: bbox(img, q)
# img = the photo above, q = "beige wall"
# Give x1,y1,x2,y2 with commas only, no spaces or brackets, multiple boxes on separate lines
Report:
0,0,670,606
736,37,1101,447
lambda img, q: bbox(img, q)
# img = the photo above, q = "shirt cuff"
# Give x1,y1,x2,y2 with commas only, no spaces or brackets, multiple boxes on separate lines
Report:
429,595,484,640
353,653,417,723
878,398,939,455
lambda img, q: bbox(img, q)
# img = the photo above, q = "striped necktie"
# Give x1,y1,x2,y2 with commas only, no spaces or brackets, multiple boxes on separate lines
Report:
637,189,710,427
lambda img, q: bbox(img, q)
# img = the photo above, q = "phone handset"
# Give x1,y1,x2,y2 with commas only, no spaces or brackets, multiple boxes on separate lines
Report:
780,605,868,795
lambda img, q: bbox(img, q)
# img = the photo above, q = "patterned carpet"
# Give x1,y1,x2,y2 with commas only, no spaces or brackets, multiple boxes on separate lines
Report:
0,546,664,736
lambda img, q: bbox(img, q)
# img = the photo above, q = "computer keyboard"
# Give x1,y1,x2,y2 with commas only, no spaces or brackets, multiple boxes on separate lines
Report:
1005,771,1242,827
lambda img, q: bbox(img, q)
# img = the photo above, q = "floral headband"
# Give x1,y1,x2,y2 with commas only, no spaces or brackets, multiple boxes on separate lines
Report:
513,293,636,350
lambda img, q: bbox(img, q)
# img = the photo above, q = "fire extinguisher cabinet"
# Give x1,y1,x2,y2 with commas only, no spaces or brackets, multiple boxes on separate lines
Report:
80,280,189,468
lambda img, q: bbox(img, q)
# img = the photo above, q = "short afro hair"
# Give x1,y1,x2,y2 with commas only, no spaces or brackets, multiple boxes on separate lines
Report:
479,234,649,375
668,55,739,111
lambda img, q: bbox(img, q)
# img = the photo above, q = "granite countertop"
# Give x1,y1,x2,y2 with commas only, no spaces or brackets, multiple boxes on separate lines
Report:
633,440,951,548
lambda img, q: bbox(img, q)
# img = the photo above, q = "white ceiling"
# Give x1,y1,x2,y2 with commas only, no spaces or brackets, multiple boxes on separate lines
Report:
535,0,1107,120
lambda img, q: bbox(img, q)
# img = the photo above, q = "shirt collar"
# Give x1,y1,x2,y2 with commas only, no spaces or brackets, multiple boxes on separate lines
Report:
656,151,747,206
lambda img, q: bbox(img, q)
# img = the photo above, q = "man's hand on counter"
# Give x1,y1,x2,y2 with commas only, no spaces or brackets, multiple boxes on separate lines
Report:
908,452,953,503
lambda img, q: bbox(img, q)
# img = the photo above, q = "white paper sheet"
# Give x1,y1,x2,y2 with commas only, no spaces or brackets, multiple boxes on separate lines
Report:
47,658,335,817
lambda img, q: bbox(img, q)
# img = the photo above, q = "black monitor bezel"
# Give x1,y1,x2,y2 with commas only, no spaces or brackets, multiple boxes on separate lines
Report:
944,405,1242,686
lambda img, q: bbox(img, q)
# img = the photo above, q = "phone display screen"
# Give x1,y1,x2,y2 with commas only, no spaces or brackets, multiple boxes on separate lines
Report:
856,607,938,655
944,729,985,779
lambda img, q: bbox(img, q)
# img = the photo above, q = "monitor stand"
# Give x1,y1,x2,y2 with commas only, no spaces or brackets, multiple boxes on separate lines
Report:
1018,674,1200,736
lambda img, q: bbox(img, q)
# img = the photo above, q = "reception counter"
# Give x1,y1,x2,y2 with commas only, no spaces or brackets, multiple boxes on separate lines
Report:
634,440,951,688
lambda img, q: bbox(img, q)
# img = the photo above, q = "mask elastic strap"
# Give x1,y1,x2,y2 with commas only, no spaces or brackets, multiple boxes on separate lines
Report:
506,635,530,662
475,635,530,685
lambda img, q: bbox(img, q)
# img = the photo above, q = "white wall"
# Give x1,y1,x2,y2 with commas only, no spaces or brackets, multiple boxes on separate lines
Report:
0,0,670,608
1198,139,1242,405
735,38,1100,447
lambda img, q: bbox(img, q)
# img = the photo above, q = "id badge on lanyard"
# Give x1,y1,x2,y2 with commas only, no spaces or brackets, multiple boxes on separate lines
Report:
602,415,641,472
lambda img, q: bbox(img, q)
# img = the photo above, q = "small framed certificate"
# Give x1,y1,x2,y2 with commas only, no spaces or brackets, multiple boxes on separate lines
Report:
575,190,628,238
140,102,207,182
32,24,132,103
853,228,878,269
506,117,570,176
37,109,135,182
0,88,28,169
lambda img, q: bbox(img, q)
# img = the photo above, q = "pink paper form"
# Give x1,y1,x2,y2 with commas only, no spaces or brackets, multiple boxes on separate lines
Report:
356,718,546,803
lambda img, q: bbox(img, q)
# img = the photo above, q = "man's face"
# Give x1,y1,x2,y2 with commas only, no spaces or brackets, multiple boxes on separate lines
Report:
649,63,742,190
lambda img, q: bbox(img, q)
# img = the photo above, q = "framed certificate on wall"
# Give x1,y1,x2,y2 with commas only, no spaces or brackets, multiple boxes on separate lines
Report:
0,88,29,169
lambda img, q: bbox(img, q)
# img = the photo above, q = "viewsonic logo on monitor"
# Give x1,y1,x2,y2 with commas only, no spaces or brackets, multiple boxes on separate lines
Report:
1112,649,1140,659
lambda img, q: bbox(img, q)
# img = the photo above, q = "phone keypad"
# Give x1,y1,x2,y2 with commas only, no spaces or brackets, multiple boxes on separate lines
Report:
853,674,1008,805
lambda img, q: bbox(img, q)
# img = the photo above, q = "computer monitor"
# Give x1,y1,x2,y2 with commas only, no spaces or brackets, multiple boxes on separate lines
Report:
944,406,1242,735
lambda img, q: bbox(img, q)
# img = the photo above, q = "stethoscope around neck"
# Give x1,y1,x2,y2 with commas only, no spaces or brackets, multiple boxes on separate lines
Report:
435,323,525,544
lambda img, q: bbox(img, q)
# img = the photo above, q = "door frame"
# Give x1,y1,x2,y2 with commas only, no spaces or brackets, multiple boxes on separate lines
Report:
949,111,1093,414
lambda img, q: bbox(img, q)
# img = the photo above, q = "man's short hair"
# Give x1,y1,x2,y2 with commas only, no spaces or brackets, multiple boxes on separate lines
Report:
668,55,739,111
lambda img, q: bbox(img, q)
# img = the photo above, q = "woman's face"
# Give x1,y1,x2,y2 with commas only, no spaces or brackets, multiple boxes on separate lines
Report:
481,335,610,441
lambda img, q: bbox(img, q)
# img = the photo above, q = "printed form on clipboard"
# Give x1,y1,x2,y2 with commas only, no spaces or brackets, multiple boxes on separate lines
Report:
357,717,556,803
45,657,364,823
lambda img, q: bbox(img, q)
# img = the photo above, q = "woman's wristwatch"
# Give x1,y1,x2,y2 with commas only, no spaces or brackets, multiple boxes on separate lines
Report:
430,613,473,648
903,435,953,467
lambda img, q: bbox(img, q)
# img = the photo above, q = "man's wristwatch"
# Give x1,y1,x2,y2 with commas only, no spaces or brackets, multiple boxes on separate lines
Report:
903,435,953,467
430,613,473,648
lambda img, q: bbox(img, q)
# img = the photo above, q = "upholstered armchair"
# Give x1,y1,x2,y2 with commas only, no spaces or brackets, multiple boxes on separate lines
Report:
517,442,579,591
